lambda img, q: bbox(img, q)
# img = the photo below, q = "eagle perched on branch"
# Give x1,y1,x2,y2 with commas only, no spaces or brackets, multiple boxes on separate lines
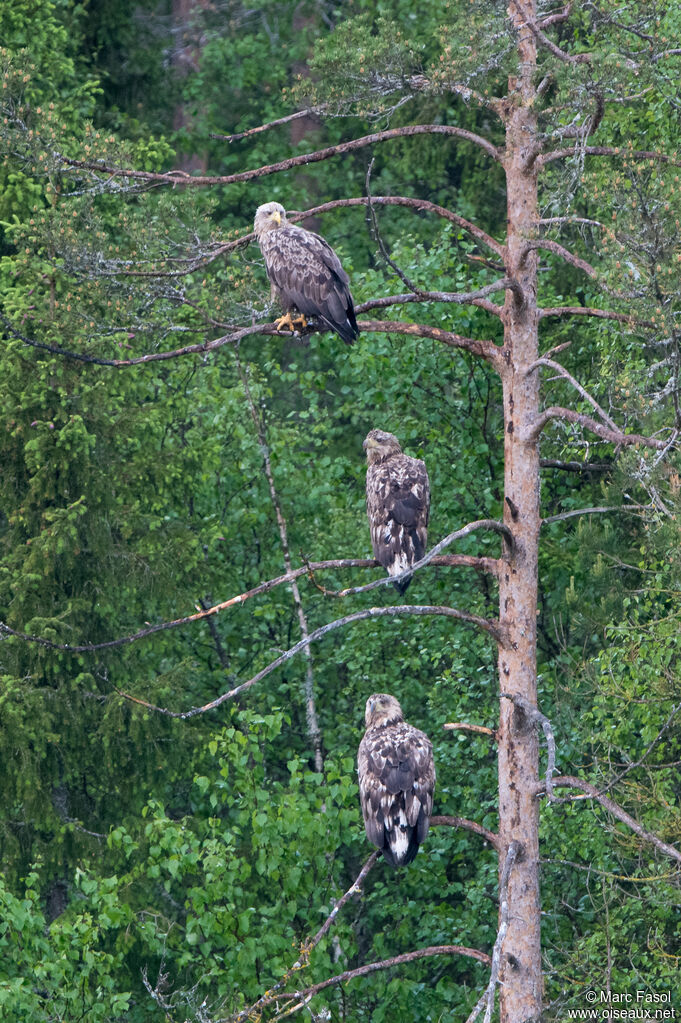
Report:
253,202,359,344
363,429,430,594
358,693,435,866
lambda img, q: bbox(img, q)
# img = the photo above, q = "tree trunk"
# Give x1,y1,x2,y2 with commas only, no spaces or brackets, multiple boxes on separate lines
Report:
497,2,542,1019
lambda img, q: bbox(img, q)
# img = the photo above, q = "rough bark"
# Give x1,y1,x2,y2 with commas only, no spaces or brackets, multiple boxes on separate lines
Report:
496,1,542,1019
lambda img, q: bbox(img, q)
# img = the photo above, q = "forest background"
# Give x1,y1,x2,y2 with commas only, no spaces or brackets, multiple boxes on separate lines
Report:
1,0,680,1020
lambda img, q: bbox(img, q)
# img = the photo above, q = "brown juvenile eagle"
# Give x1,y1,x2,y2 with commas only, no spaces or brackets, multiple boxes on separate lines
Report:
358,693,435,866
363,429,430,594
253,201,359,344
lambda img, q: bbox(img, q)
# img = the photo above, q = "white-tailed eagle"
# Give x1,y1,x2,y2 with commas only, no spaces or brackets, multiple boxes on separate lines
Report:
358,693,435,866
253,202,359,344
363,429,430,594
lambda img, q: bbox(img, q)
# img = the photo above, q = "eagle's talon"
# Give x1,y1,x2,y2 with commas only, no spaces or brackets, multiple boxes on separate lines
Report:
274,312,296,333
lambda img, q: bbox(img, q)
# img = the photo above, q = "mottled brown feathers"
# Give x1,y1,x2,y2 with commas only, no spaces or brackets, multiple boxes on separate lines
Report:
358,693,435,866
363,429,430,594
253,202,359,344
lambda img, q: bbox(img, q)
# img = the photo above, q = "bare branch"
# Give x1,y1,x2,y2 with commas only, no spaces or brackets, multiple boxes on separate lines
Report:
509,0,591,63
211,107,327,143
358,279,508,318
235,353,323,770
115,605,507,721
527,357,618,430
537,3,572,28
58,124,501,187
526,239,598,279
432,815,500,851
501,693,556,800
528,406,674,450
539,146,681,169
5,315,503,369
542,504,649,525
292,196,505,258
540,458,611,474
312,519,511,598
444,722,497,739
538,776,681,865
357,320,503,367
266,946,491,1021
539,306,649,326
466,841,522,1023
0,527,507,655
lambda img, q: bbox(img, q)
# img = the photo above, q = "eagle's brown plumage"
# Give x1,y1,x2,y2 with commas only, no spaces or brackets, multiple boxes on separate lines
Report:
363,429,430,594
253,202,359,344
358,693,435,866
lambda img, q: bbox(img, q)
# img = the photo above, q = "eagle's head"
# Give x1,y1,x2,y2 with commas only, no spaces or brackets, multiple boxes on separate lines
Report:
365,693,404,729
363,429,402,466
253,201,288,239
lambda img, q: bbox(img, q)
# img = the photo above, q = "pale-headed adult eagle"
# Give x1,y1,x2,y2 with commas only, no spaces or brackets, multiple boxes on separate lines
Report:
253,202,359,344
363,429,430,594
358,693,435,866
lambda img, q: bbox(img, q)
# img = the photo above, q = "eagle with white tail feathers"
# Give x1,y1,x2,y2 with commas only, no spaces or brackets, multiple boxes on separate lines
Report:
358,693,435,866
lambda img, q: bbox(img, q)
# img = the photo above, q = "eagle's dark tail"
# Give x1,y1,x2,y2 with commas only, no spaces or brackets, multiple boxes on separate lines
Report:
392,575,412,596
336,306,360,345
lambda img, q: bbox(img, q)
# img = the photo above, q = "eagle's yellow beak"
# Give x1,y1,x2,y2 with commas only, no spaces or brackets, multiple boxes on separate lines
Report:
271,210,282,225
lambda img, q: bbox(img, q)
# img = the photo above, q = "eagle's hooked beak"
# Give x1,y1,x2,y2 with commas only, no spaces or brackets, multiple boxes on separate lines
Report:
271,210,282,225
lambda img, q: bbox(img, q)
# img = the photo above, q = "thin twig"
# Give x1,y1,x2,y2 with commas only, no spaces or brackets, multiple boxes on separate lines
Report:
539,146,681,169
542,504,649,525
365,158,421,294
212,107,327,144
466,841,521,1023
431,815,500,851
445,722,497,739
234,352,323,771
